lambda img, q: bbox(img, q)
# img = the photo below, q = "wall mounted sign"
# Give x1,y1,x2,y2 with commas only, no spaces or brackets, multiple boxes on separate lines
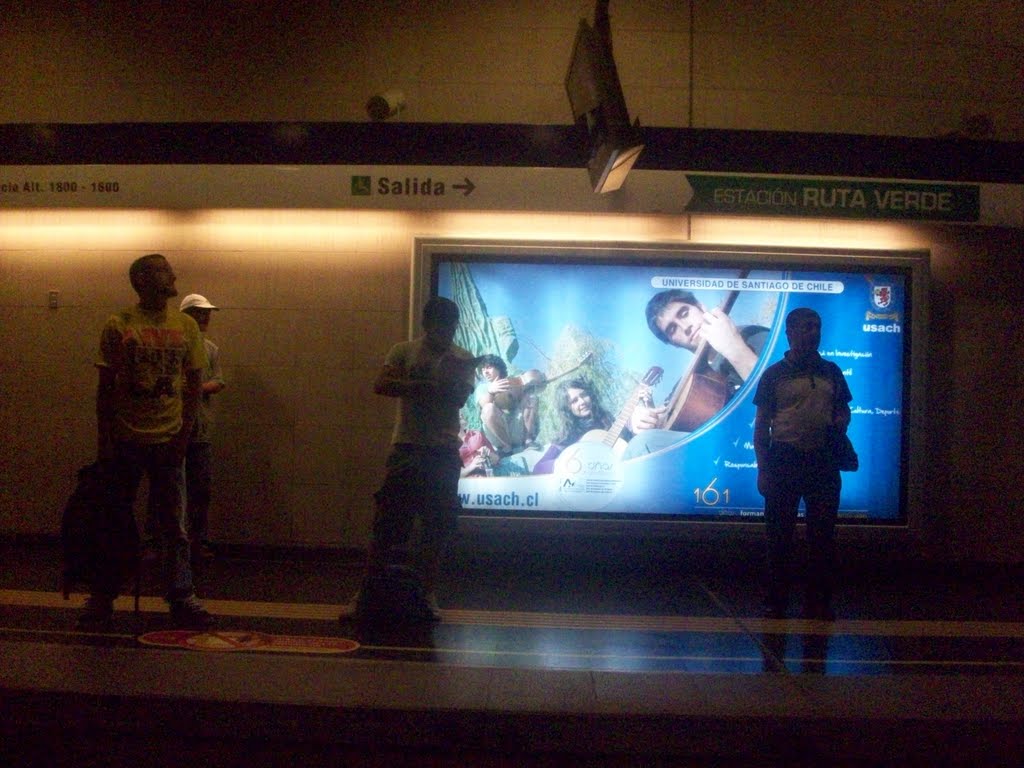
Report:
681,174,981,222
0,164,1015,225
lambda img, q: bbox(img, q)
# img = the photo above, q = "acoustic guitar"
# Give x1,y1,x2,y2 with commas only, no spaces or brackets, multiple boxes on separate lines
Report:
576,366,664,456
491,352,593,410
662,270,750,432
551,366,664,513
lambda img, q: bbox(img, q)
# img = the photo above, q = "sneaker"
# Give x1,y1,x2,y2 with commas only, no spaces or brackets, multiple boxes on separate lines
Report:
169,594,215,629
806,601,836,622
338,593,359,623
140,537,161,562
190,541,216,568
763,599,787,620
424,592,443,622
78,594,114,628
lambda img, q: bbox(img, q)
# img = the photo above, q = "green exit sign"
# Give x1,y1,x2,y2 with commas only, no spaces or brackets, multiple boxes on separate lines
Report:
351,176,372,195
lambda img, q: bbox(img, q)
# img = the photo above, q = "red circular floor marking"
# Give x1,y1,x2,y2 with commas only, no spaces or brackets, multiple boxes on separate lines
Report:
139,630,359,654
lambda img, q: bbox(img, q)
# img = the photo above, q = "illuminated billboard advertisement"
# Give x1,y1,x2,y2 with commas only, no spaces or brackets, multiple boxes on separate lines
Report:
416,240,927,525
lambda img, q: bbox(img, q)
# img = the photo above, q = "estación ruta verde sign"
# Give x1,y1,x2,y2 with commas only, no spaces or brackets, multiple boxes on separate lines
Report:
682,174,980,222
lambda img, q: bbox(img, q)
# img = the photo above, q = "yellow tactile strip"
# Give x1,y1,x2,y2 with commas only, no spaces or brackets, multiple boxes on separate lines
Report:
4,589,1024,639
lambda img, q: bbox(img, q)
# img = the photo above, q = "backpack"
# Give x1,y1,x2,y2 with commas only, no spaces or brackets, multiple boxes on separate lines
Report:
827,364,859,472
60,463,139,598
831,430,860,472
355,564,437,624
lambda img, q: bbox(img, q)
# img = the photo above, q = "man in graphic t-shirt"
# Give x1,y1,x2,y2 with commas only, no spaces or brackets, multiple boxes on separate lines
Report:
80,253,214,630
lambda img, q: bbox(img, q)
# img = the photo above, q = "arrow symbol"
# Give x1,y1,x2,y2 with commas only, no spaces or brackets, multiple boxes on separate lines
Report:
453,177,476,196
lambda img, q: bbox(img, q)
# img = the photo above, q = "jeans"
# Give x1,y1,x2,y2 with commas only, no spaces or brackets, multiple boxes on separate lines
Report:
102,441,194,602
184,441,213,544
761,442,841,609
144,441,212,545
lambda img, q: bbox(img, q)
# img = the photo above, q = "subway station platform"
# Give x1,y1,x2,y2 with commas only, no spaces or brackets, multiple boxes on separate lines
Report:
2,536,1024,766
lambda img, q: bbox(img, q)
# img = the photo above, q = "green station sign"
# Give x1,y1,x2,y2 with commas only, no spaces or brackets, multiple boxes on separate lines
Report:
684,174,981,222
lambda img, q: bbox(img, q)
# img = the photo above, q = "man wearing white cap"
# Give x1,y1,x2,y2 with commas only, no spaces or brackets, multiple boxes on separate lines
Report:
178,293,226,564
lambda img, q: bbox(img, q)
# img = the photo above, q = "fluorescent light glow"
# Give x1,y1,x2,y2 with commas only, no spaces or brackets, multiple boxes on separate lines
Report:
0,209,926,258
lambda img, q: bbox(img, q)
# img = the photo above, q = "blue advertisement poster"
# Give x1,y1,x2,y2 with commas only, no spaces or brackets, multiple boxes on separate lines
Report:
434,253,910,523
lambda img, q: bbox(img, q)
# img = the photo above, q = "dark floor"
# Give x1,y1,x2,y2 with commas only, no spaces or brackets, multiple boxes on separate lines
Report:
2,535,1024,766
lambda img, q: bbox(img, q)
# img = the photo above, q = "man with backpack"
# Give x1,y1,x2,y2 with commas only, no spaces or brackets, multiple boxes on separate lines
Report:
79,254,214,629
355,296,476,622
753,307,853,620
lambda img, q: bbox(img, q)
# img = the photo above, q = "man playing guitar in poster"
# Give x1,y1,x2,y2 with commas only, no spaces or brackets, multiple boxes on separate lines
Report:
629,287,769,442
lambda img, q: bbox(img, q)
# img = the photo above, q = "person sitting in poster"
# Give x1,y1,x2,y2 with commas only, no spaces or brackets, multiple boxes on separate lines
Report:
474,354,540,455
626,289,769,454
458,416,497,477
533,378,616,475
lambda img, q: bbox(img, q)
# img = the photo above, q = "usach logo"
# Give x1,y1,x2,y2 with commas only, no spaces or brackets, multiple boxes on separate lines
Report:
351,176,372,195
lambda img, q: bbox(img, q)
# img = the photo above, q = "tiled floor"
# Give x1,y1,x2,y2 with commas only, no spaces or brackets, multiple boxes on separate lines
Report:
2,537,1024,765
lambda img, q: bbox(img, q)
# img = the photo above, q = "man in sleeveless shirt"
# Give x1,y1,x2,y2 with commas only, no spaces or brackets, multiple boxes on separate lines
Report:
359,297,476,620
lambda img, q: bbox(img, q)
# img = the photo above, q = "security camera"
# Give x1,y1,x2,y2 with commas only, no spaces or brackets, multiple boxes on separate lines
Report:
366,90,406,121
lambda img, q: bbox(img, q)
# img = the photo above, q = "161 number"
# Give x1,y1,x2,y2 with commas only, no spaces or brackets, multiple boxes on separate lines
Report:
694,478,729,506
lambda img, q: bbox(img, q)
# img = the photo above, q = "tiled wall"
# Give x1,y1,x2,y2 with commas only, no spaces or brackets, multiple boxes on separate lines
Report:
0,209,707,547
2,209,1022,559
1,1,1021,138
1,1,1023,558
0,209,397,547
